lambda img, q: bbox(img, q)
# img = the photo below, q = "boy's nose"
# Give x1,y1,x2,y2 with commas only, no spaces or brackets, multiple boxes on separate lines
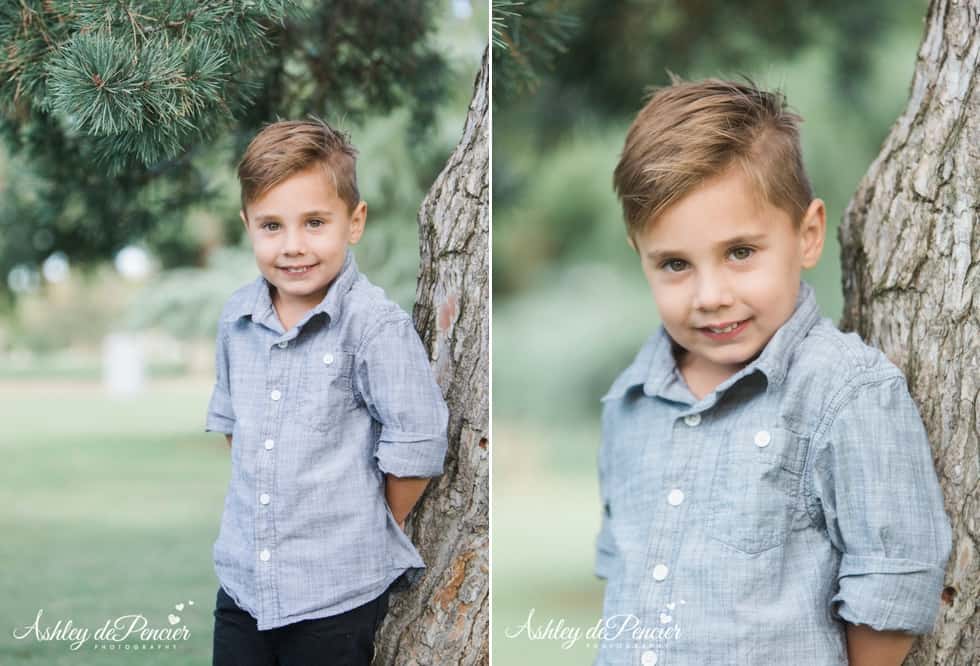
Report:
282,228,307,254
692,273,734,311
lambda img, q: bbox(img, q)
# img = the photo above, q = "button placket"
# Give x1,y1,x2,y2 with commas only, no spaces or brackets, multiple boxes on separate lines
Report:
638,410,703,624
257,336,288,623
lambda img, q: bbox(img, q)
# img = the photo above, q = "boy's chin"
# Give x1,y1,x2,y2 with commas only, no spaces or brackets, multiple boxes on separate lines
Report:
267,276,331,301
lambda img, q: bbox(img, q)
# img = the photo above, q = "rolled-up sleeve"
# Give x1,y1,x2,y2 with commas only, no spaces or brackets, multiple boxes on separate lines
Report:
355,315,448,478
205,322,236,434
808,372,952,634
595,403,620,580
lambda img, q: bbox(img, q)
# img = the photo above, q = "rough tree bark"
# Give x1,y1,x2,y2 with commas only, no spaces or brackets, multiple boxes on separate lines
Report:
374,49,489,664
839,2,979,664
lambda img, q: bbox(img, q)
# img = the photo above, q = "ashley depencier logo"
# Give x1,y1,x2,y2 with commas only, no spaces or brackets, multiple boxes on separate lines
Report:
12,599,196,651
504,607,682,651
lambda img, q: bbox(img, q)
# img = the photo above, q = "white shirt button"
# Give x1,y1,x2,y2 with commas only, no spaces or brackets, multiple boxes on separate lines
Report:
667,488,685,506
270,389,281,401
641,650,659,666
277,341,288,349
322,353,334,365
259,493,270,505
264,439,275,450
259,549,271,562
684,413,701,427
754,430,772,447
653,563,669,581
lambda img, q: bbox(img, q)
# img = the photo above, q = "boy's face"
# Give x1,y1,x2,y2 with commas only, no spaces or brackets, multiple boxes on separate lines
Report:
240,165,366,313
630,166,825,380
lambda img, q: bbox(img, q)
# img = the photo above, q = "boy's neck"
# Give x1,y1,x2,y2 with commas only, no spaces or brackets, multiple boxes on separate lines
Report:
673,343,756,400
270,285,328,330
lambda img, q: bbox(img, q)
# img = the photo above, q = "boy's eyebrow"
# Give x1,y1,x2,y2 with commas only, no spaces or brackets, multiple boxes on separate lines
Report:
645,233,768,262
254,210,334,221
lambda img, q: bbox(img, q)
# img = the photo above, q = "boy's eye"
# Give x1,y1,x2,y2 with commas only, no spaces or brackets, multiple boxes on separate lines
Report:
730,246,755,261
661,259,688,273
261,222,280,231
307,218,324,228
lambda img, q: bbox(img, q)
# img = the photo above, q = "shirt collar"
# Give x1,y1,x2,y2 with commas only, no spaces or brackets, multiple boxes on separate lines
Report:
605,279,821,402
227,249,360,328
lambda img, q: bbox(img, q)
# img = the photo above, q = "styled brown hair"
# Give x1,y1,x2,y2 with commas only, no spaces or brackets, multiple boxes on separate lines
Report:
613,77,813,241
237,117,360,215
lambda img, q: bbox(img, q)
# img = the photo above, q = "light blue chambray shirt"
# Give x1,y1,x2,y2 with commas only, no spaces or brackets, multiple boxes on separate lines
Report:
205,249,448,631
594,279,952,665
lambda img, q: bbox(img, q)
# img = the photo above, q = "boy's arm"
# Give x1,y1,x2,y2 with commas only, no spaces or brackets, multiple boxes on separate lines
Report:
595,403,620,580
845,624,915,666
354,314,449,507
205,321,237,437
385,474,430,529
807,373,952,637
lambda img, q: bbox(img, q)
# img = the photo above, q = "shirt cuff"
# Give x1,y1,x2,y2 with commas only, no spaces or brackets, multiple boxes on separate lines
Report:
831,553,946,634
595,546,617,580
375,427,447,478
205,412,235,435
595,507,617,580
205,384,235,435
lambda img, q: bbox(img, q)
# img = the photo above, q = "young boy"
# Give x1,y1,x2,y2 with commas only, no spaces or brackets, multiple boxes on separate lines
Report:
205,119,448,665
595,79,952,665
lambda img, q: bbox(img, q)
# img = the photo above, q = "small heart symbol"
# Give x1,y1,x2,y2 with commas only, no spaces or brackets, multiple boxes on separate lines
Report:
659,613,672,624
168,614,180,625
666,602,675,610
175,603,184,611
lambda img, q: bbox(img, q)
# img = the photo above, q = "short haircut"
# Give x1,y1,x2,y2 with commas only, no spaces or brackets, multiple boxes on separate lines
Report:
237,117,360,216
613,77,813,241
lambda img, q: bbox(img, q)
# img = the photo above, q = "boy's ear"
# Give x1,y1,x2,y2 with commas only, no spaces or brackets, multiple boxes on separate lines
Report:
348,201,367,245
799,198,826,270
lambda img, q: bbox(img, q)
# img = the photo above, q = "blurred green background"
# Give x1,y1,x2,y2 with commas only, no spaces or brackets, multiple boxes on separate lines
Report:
491,1,929,664
0,1,486,663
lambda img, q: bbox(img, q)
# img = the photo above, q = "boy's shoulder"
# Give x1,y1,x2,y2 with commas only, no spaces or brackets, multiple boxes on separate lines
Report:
217,276,265,325
786,317,902,391
341,270,413,339
601,329,664,402
787,316,909,403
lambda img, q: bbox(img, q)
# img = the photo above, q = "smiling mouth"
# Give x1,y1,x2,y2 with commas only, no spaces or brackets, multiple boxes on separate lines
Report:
699,318,749,334
703,322,741,333
278,264,318,274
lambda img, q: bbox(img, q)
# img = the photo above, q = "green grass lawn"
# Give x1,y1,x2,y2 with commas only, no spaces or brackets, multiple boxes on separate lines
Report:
492,422,607,665
0,380,229,665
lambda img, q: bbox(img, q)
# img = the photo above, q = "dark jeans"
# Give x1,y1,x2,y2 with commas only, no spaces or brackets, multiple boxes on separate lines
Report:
212,584,391,666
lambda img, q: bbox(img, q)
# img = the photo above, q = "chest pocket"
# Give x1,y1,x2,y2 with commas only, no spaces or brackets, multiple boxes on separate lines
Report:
301,347,355,433
708,426,807,554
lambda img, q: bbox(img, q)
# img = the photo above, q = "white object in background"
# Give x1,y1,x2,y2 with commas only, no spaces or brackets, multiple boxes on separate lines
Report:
114,246,151,281
103,332,145,396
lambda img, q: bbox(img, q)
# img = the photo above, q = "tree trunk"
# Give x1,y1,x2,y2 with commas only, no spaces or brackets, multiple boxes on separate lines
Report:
839,2,979,663
374,48,489,665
